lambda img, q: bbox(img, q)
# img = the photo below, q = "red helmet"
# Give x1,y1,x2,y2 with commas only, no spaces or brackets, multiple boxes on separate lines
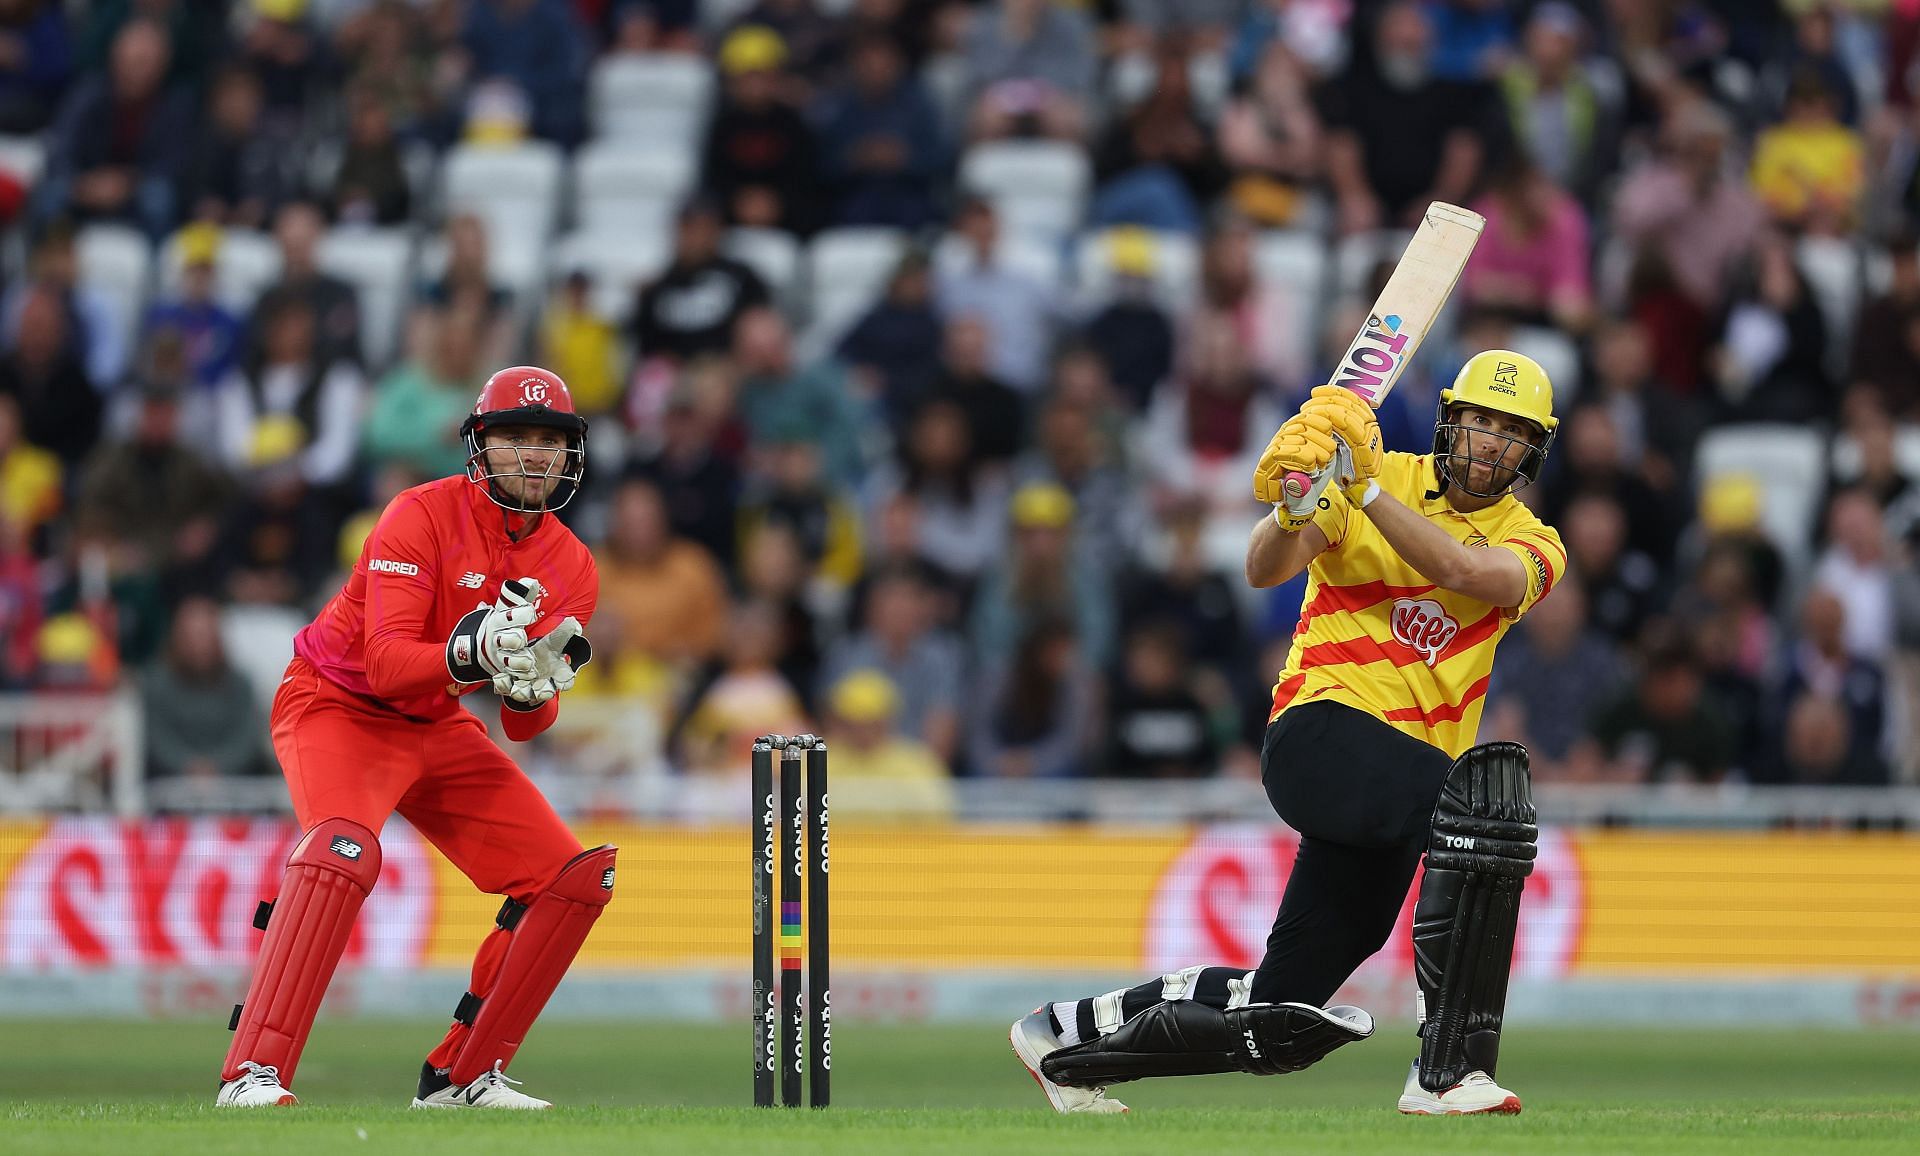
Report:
461,366,589,512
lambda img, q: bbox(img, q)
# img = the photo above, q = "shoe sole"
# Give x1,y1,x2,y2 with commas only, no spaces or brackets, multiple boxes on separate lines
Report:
1397,1094,1523,1115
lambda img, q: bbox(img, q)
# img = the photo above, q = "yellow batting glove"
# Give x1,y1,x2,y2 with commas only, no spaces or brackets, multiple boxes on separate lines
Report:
1302,385,1383,486
1253,413,1339,504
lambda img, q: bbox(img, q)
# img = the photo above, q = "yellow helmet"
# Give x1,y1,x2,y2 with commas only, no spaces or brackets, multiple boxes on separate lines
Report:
1432,349,1558,496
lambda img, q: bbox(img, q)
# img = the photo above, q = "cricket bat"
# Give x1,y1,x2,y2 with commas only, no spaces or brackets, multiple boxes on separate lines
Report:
1281,202,1484,515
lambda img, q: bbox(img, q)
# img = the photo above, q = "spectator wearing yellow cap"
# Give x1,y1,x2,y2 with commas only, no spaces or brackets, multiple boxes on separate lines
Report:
705,24,820,234
142,222,244,392
969,481,1116,670
822,669,955,820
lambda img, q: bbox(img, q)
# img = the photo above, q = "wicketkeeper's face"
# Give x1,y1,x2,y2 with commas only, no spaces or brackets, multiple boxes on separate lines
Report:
482,425,569,505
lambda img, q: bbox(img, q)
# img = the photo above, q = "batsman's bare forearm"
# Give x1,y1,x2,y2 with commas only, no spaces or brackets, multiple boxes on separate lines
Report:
1359,491,1526,607
1246,513,1329,588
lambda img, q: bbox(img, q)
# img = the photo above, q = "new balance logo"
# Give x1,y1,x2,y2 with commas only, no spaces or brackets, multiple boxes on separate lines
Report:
368,558,419,576
330,837,364,860
601,868,616,891
457,572,487,589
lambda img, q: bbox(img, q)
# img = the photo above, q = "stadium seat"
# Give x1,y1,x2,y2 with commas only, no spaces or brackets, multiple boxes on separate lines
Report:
0,134,45,187
1073,228,1199,313
574,140,697,235
549,226,675,324
1694,424,1827,568
1795,235,1865,380
219,604,307,715
589,53,714,148
959,140,1091,244
1254,229,1331,357
724,227,802,301
804,227,909,346
1510,326,1582,405
158,227,283,316
316,227,415,371
74,225,152,367
1827,424,1920,481
933,231,1065,296
441,141,564,278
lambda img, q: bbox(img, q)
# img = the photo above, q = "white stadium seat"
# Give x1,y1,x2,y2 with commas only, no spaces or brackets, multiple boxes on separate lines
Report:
158,227,283,316
805,227,909,344
439,142,565,299
959,140,1091,244
1255,229,1331,358
574,140,697,234
316,227,415,371
74,225,152,365
724,227,802,301
1073,228,1199,313
549,227,675,324
1334,227,1414,301
1510,325,1583,406
589,53,714,148
1694,424,1827,567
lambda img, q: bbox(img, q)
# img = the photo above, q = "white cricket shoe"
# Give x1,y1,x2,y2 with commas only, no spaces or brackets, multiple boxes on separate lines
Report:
411,1062,552,1110
1396,1061,1522,1115
1010,1008,1130,1115
215,1061,297,1107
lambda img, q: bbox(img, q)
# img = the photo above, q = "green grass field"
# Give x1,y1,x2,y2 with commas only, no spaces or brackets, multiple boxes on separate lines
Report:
5,1019,1917,1155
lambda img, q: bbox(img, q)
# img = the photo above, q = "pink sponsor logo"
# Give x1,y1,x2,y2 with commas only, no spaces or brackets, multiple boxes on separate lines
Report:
1391,598,1459,667
1144,824,1583,986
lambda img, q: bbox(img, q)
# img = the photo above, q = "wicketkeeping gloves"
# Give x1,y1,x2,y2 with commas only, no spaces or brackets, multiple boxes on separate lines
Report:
447,577,544,686
496,616,594,711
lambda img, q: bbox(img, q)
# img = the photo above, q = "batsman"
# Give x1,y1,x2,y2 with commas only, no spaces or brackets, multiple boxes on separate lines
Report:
1013,351,1565,1115
217,367,612,1110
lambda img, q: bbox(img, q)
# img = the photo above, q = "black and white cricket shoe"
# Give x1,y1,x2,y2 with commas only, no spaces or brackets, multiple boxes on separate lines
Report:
411,1061,552,1110
1010,1008,1129,1114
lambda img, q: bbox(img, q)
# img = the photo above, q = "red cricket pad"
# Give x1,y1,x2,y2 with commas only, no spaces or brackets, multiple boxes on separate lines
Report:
445,845,616,1085
222,818,382,1085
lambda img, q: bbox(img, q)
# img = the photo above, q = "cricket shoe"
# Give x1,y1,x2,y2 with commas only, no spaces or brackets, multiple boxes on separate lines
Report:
215,1061,297,1107
411,1061,552,1109
1010,1008,1129,1115
1396,1061,1522,1115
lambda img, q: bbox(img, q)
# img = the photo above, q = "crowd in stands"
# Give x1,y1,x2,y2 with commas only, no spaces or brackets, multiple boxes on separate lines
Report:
4,0,1920,815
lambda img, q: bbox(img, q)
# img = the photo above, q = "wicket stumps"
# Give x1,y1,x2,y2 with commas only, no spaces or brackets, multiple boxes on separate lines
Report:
751,734,830,1107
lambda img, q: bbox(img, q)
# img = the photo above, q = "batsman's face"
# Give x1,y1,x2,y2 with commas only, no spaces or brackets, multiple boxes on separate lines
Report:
483,426,567,504
1450,405,1537,489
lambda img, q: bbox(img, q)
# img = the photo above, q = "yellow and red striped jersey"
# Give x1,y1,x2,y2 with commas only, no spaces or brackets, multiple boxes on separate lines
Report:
1268,452,1566,757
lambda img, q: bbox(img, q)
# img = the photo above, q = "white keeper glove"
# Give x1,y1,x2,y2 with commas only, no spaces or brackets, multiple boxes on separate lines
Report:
495,616,593,710
445,577,544,686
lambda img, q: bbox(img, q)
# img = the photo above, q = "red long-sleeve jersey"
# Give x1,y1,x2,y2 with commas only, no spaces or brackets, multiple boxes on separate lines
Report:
294,475,599,739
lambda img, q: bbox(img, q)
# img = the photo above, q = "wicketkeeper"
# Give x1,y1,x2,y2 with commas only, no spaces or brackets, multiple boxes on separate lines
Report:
217,367,611,1110
1012,351,1565,1115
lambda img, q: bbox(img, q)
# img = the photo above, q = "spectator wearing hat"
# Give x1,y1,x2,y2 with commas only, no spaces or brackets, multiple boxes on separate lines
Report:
970,480,1116,670
1496,1,1617,205
0,391,60,544
815,32,946,230
141,222,245,393
208,413,339,607
1082,229,1177,411
633,199,771,363
822,668,955,818
703,24,820,234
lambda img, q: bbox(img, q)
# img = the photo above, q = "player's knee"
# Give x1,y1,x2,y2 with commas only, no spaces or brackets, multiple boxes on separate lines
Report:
287,817,382,889
540,844,617,905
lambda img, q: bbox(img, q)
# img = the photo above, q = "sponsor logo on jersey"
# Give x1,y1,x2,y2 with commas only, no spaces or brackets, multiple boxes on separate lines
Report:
1390,598,1460,667
367,558,420,576
457,571,487,589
